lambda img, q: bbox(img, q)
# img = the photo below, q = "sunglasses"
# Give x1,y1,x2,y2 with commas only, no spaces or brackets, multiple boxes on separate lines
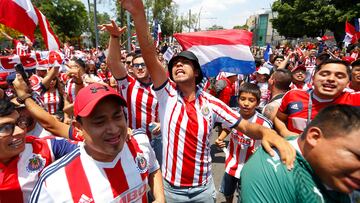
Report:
133,63,146,68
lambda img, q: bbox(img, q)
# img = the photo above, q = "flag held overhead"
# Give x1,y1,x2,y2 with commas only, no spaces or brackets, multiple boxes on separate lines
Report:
174,29,255,77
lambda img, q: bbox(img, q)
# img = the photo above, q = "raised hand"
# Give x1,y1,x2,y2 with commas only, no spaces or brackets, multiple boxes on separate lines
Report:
119,0,145,16
98,20,126,38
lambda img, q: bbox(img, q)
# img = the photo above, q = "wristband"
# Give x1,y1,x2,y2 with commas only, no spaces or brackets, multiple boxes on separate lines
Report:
16,93,32,104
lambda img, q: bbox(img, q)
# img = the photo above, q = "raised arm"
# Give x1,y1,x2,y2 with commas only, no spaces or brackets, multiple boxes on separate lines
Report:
13,74,70,138
1,31,13,41
99,21,127,79
120,0,167,88
41,66,59,90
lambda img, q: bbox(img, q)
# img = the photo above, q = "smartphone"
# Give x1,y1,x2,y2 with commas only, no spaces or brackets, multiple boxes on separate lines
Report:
14,64,29,84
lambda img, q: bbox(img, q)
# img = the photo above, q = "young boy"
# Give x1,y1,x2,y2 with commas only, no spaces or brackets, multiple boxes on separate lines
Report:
215,82,273,203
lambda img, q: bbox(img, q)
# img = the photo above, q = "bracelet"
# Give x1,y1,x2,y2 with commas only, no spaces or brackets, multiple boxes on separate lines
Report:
16,93,32,104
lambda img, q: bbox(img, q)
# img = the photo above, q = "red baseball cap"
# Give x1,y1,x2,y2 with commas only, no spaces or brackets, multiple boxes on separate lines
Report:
74,83,127,117
291,64,306,73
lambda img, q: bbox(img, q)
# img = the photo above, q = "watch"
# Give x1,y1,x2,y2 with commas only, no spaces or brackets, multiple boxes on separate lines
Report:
16,93,32,104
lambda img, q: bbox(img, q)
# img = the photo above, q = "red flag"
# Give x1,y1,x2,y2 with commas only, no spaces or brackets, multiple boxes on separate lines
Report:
0,0,60,50
0,0,37,40
345,20,358,44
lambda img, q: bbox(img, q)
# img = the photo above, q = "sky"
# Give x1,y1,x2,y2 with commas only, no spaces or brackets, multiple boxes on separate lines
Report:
82,0,275,30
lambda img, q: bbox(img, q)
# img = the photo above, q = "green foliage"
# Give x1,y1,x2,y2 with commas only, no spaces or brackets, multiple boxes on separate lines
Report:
33,0,88,45
233,25,249,30
207,25,224,31
272,0,360,41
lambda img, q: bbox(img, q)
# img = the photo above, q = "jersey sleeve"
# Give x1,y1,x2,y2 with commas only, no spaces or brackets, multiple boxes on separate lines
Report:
207,95,241,128
47,137,79,160
116,75,133,100
241,148,296,203
132,129,160,174
29,181,55,203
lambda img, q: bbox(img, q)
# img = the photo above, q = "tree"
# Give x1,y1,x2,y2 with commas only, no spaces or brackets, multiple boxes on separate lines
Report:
233,25,249,30
271,0,360,42
33,0,88,46
207,25,224,31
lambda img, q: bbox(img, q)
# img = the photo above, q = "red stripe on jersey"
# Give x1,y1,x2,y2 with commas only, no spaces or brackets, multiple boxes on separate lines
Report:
126,139,148,181
145,86,154,135
245,117,264,161
103,161,129,198
180,100,198,185
164,102,178,179
170,105,184,184
0,157,23,203
65,157,93,202
229,144,241,176
197,115,208,185
207,98,237,122
126,82,136,129
135,88,145,129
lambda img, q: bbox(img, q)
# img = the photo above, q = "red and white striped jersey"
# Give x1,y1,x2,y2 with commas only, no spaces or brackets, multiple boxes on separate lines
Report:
65,78,77,103
224,111,272,178
155,80,241,187
41,89,61,115
30,131,159,203
13,40,29,56
0,136,78,203
29,74,43,94
279,89,360,134
117,76,159,138
289,82,312,91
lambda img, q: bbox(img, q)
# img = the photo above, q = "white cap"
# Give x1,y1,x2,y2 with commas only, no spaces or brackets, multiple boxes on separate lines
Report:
223,72,237,78
256,67,270,75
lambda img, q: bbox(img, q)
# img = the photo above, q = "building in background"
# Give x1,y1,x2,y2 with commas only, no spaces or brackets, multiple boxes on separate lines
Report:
246,10,283,47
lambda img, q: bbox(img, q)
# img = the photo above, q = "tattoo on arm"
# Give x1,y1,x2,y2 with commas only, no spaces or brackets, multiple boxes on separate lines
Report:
263,105,275,120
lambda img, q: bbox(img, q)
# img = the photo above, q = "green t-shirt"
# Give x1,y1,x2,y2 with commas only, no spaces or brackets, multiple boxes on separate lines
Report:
241,141,350,203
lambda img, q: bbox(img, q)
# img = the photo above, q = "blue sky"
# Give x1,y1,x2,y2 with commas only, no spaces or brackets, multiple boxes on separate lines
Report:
82,0,275,30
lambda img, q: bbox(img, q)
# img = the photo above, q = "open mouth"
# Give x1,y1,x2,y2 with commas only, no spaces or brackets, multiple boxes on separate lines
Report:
322,84,336,90
175,69,185,76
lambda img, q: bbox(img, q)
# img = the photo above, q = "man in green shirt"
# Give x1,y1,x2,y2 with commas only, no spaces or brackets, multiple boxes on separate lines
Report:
241,104,360,203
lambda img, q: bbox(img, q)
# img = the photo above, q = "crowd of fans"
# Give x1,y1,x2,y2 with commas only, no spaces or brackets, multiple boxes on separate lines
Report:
0,0,359,202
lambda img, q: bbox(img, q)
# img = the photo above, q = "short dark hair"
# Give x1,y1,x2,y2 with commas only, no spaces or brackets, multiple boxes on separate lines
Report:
273,55,285,61
0,99,15,117
132,54,143,64
315,59,351,79
272,69,292,91
74,58,86,70
351,59,360,69
316,53,330,63
126,52,135,58
301,105,360,139
238,82,261,102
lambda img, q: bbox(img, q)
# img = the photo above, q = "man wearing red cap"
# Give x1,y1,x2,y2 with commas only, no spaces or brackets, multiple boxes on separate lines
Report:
30,83,165,203
119,0,295,202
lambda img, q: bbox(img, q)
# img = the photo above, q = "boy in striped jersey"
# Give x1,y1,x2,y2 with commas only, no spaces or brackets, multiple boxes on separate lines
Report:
30,83,165,203
215,83,273,203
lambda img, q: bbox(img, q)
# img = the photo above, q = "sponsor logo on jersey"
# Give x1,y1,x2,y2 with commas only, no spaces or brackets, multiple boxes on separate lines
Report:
135,153,148,173
26,154,46,173
112,182,148,203
287,102,303,114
